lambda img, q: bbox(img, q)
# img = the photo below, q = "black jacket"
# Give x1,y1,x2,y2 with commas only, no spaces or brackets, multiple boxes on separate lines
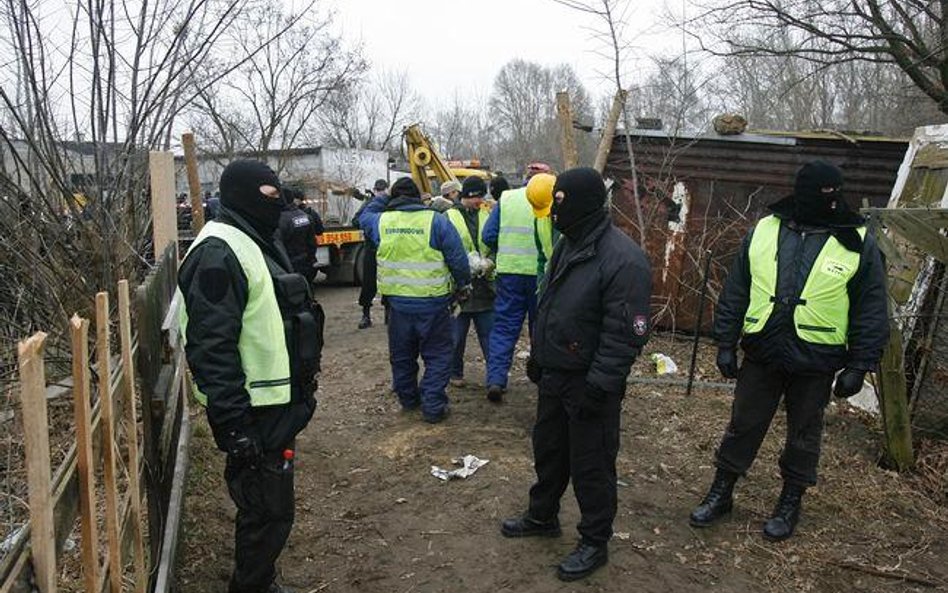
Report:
455,205,495,313
278,206,317,280
713,197,889,374
179,207,318,452
531,214,652,394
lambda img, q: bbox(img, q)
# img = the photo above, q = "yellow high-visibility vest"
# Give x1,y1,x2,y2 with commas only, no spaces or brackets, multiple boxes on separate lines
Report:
744,215,866,345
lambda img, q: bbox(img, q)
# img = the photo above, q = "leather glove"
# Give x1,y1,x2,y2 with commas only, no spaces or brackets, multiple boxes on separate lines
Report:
834,368,867,398
226,428,261,467
579,382,608,418
716,347,739,379
526,357,542,384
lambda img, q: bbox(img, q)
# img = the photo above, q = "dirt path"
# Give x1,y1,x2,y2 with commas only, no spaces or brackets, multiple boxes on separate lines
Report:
178,286,948,593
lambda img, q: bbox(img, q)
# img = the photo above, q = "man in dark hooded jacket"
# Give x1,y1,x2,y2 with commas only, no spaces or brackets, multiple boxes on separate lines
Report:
178,160,323,593
500,167,652,582
689,160,888,542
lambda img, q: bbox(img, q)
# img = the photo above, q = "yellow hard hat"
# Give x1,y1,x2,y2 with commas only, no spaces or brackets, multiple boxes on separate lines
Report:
526,173,556,218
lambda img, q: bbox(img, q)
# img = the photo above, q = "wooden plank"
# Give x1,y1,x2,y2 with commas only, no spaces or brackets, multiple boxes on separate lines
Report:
0,343,139,592
556,92,578,169
70,316,99,593
863,207,948,228
118,281,147,593
182,132,206,234
17,332,56,593
149,151,177,261
881,215,948,263
95,293,123,593
594,89,626,174
152,394,191,593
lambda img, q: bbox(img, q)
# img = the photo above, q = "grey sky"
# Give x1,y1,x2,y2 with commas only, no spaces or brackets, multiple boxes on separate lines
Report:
329,0,681,106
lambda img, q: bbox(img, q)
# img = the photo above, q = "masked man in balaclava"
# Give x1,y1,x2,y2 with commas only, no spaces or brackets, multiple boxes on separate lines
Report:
179,160,324,593
690,160,888,542
501,167,652,582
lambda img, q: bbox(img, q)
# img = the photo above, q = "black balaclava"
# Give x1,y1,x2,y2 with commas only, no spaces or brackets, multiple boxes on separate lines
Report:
219,159,284,238
551,167,607,239
792,160,844,226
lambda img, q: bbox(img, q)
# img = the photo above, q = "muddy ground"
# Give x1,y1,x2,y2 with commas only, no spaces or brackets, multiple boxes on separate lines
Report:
178,286,948,593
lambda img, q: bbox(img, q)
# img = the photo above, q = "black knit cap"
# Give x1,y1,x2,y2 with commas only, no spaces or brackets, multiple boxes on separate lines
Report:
373,178,389,191
489,175,509,199
461,176,487,197
390,176,420,199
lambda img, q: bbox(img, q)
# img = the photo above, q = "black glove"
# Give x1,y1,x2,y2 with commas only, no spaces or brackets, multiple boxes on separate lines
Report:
716,347,739,379
834,368,867,398
226,428,261,467
526,358,542,384
579,382,608,418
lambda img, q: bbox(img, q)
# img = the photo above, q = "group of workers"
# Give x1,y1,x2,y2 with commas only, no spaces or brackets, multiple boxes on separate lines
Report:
177,156,888,592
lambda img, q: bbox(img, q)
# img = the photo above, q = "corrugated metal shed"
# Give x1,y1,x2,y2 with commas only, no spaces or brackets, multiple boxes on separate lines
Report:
603,129,909,333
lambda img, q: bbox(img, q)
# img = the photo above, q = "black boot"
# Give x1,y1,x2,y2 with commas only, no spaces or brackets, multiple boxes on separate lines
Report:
557,541,608,581
358,306,372,329
689,468,738,527
500,514,561,538
266,583,296,593
763,483,805,542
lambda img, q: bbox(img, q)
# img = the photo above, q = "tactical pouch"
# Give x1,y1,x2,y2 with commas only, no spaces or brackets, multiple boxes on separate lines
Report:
272,273,325,399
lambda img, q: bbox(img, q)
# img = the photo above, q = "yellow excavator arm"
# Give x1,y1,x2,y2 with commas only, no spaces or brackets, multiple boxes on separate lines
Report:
403,124,458,195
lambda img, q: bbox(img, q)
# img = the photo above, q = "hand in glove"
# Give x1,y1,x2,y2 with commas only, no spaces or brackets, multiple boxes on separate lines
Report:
579,382,608,419
226,428,261,467
526,357,542,384
716,347,739,379
834,368,867,398
454,284,473,304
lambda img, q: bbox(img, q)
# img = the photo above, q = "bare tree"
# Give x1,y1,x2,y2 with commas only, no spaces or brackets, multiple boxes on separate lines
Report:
0,0,310,382
317,68,422,156
187,0,366,163
690,0,948,114
488,59,596,173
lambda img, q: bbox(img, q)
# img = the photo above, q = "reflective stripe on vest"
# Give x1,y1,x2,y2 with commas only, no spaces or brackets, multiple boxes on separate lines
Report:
446,207,489,254
377,210,452,297
743,215,865,345
179,221,291,407
496,188,540,274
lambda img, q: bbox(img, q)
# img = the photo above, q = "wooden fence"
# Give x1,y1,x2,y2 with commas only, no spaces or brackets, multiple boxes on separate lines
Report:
0,241,187,593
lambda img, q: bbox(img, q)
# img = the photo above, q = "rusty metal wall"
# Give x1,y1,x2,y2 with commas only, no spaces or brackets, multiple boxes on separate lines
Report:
604,130,909,333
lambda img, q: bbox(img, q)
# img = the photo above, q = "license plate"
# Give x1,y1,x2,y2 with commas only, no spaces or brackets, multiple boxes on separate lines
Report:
317,230,363,245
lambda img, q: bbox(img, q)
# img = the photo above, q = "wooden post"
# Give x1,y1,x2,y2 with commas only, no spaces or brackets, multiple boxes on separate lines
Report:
181,132,205,234
864,215,915,471
878,314,915,471
593,89,626,174
149,151,177,260
118,281,147,593
70,316,99,593
96,293,123,593
18,332,56,593
556,92,578,169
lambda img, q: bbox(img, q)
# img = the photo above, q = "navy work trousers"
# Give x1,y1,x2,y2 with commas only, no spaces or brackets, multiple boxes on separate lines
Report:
487,273,538,388
388,306,453,420
451,310,494,381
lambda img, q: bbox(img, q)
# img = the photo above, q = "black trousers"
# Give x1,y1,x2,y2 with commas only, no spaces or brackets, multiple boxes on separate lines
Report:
715,359,833,487
225,447,295,593
358,245,378,309
528,370,622,546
